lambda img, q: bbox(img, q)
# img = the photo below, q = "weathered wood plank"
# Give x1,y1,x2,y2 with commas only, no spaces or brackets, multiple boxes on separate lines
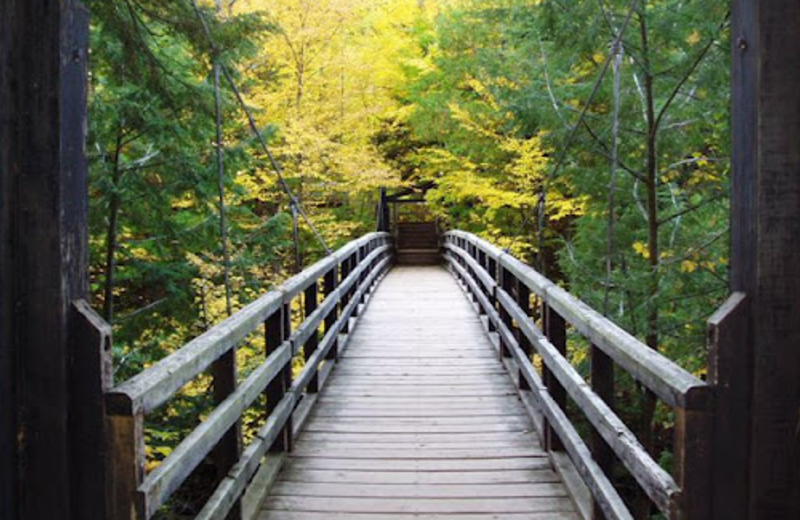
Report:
139,343,291,516
289,447,543,459
258,267,578,519
446,232,709,410
495,288,678,514
269,482,568,498
106,291,283,415
286,457,551,472
262,496,576,514
301,420,532,435
197,395,294,520
297,431,539,444
259,513,580,520
276,468,561,485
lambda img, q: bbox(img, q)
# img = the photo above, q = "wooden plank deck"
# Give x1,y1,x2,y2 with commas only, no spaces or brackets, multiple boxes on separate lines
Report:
258,266,580,520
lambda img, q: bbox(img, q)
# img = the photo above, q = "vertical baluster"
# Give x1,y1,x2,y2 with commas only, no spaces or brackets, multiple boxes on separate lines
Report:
351,248,362,319
467,242,478,303
324,265,339,362
516,279,532,391
359,242,370,306
212,323,242,518
673,403,711,519
106,407,145,520
340,254,352,333
265,304,292,452
544,304,566,452
476,248,489,320
486,255,498,333
591,343,614,519
499,266,514,360
304,280,320,393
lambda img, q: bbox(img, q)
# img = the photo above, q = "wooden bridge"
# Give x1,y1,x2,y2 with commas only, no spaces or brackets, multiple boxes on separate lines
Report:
105,229,711,520
3,2,800,520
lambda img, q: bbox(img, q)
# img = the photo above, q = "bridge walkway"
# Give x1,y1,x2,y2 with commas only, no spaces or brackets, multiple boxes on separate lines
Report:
258,266,580,519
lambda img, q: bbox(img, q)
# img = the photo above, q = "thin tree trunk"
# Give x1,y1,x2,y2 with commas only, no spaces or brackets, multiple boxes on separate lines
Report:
638,5,659,518
102,130,124,323
604,43,624,317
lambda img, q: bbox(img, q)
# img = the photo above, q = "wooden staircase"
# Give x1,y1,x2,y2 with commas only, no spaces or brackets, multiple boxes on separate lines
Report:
396,222,440,265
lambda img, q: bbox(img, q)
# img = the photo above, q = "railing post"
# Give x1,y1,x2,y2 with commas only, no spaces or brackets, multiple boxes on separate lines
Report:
515,280,532,391
351,249,362,319
377,188,390,232
499,266,514,360
673,404,712,519
265,305,291,453
707,292,749,519
211,319,242,518
591,343,614,519
340,254,353,333
106,407,145,520
324,265,339,361
304,280,320,393
544,303,566,452
487,255,498,333
359,242,370,306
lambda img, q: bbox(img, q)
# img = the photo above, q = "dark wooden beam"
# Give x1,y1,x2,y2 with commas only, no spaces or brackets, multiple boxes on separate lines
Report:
0,1,96,518
0,2,15,517
728,1,800,518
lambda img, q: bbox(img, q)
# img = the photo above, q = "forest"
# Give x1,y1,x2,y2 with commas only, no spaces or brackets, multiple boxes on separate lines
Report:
86,0,731,516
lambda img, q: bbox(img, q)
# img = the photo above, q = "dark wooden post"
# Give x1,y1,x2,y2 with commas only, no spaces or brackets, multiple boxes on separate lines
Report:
212,333,241,518
486,256,498,333
304,281,320,393
266,306,291,452
515,281,532,391
499,267,514,360
377,188,390,232
324,265,339,361
719,2,800,518
0,1,107,518
544,304,566,452
340,255,353,334
591,343,614,519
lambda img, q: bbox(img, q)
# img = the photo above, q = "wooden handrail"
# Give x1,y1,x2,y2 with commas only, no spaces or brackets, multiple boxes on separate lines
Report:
106,232,393,520
443,230,712,520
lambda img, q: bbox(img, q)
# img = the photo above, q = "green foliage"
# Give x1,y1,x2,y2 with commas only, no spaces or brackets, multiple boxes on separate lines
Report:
88,0,733,515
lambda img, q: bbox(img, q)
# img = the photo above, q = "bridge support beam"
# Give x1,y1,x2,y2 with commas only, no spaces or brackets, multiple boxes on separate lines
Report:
0,2,107,519
721,1,800,518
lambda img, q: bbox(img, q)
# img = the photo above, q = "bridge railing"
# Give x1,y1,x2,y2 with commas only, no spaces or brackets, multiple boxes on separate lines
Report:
105,232,393,520
443,230,711,520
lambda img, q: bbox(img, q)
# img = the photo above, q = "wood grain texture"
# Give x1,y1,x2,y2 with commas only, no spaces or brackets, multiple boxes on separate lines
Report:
259,267,579,519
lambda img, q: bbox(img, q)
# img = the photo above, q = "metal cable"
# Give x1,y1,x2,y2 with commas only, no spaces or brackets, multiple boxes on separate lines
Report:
508,0,639,270
189,0,332,253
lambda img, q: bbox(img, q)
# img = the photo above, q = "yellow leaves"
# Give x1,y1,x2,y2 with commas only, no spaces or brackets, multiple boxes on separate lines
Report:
464,77,500,111
129,247,155,261
632,241,650,259
681,260,698,273
171,192,197,209
686,30,701,46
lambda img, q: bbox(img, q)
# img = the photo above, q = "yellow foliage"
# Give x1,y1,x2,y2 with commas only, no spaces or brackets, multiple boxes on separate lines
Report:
632,241,650,259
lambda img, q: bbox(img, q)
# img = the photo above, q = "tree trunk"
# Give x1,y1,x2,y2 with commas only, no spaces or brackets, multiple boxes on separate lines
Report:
102,130,124,323
638,5,659,518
